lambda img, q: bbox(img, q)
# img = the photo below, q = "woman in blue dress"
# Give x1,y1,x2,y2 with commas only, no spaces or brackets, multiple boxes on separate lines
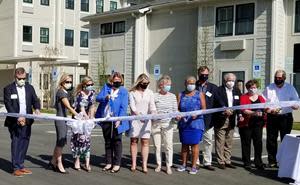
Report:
176,76,206,175
95,72,129,173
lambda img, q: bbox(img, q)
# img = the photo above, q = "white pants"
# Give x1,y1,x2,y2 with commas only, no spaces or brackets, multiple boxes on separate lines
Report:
202,127,214,166
151,123,173,167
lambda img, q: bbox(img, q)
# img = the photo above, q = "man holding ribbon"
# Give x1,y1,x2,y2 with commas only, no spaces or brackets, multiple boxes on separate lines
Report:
3,67,40,177
263,69,299,168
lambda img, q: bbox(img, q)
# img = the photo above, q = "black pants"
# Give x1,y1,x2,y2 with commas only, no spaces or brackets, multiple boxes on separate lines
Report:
266,113,293,164
9,125,31,170
102,122,122,166
239,124,263,167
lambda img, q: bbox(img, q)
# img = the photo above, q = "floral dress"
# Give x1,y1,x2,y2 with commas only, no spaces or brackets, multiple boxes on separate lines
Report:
70,90,95,159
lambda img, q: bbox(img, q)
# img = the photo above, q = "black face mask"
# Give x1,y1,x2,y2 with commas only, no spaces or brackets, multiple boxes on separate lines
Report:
199,74,209,82
274,78,284,86
113,82,122,88
139,83,148,90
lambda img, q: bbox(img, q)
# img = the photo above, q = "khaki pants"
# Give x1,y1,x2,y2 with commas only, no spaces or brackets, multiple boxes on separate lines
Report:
214,119,234,165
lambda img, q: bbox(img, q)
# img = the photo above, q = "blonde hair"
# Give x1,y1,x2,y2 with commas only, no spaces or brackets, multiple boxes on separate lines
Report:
74,76,93,96
57,73,72,89
108,72,124,84
130,73,149,91
157,75,171,89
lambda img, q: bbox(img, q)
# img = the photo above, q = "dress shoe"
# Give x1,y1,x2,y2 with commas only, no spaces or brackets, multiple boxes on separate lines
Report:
13,170,24,177
218,164,226,169
20,168,32,175
244,165,252,170
225,163,236,169
203,165,215,171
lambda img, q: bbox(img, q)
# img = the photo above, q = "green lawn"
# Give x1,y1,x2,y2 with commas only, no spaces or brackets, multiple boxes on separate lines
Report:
40,108,56,114
293,122,300,130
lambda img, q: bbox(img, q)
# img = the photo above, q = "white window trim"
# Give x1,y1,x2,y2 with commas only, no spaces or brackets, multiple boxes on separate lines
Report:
22,1,34,7
214,1,256,39
293,0,300,35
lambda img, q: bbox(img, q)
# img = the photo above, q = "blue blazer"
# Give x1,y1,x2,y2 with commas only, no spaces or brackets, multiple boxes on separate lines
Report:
95,83,129,134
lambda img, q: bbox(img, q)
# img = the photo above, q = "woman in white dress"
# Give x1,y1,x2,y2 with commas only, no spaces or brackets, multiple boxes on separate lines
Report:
129,73,156,173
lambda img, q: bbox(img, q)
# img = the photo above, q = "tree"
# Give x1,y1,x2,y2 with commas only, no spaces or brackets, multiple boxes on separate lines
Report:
98,43,108,87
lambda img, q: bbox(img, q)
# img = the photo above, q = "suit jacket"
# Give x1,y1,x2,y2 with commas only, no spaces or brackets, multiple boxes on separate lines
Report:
4,82,40,129
212,85,241,129
196,81,220,129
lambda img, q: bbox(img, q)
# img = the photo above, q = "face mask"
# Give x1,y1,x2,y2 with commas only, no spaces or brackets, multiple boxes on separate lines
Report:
163,85,171,92
186,84,195,92
139,83,148,90
199,74,209,82
113,82,122,88
249,88,258,94
64,83,72,91
274,78,284,86
226,81,235,89
16,79,25,87
85,86,94,91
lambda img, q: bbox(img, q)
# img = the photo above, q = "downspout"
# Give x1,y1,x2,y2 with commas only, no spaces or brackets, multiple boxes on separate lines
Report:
270,0,277,84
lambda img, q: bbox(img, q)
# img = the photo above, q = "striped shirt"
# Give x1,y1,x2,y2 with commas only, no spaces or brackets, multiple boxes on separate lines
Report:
154,92,178,124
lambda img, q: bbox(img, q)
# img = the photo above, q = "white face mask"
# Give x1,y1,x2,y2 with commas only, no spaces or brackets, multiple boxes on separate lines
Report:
249,88,258,94
226,81,235,89
186,84,196,92
16,79,25,87
64,83,72,90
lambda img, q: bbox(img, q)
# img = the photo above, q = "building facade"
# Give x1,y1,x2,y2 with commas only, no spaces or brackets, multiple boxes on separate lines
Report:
0,0,128,107
83,0,300,95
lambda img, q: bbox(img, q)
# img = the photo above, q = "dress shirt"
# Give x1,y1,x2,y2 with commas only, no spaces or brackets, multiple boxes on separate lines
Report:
16,85,26,114
225,87,233,107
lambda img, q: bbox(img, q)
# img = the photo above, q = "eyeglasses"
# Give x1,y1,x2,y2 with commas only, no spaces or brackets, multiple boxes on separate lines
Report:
86,84,94,87
65,81,72,84
17,78,26,80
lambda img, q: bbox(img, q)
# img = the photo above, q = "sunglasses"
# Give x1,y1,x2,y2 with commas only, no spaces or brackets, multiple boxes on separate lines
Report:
17,78,26,80
86,84,94,87
65,81,72,84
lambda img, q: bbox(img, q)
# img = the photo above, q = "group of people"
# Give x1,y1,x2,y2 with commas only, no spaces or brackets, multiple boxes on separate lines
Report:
3,66,299,177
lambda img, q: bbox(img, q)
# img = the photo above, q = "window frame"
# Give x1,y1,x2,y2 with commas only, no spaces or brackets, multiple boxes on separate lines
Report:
110,1,117,11
40,27,49,44
113,21,125,34
100,23,113,35
81,0,89,12
80,31,89,48
295,0,300,33
41,0,49,6
235,3,255,35
215,5,234,37
65,0,74,10
23,25,33,43
65,29,74,46
96,0,104,13
23,0,33,3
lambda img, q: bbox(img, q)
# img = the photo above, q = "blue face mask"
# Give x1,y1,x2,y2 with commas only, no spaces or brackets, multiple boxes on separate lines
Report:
186,84,195,92
85,86,94,91
163,85,171,92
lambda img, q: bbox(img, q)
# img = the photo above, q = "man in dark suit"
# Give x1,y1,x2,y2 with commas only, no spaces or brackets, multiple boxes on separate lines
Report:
213,73,241,169
196,66,220,171
4,67,40,177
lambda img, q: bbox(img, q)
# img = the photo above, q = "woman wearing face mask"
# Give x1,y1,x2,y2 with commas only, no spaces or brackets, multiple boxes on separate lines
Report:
238,79,266,170
152,75,178,174
95,72,129,173
71,76,96,172
49,74,78,174
176,76,206,175
129,73,156,173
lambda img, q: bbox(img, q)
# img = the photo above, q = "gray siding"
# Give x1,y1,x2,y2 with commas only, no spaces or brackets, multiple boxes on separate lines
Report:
0,0,14,57
124,18,135,88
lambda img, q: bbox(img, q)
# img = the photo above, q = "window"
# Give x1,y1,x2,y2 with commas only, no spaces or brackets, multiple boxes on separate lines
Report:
40,27,49,43
23,25,32,42
41,0,49,6
110,1,117,11
96,0,104,13
81,0,89,12
101,23,112,35
113,21,125,34
235,3,254,35
296,0,300,33
80,31,89,47
23,0,32,3
65,29,74,46
216,6,233,36
66,0,74,10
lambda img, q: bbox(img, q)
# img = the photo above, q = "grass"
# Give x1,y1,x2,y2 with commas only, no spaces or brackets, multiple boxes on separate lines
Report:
293,122,300,130
40,108,56,114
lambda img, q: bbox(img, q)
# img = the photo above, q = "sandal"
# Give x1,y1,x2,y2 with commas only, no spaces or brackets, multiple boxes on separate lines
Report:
102,164,112,171
110,166,120,173
83,165,92,172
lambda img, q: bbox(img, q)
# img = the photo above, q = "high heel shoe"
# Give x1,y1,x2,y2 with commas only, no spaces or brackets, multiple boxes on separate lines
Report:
110,166,120,173
102,164,112,171
142,168,148,174
56,167,69,174
130,167,136,173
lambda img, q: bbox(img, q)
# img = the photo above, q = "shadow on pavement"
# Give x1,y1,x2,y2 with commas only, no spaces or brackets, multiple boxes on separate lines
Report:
0,158,12,174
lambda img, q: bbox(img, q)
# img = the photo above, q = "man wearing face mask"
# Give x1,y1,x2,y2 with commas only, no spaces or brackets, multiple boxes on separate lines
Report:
263,69,299,168
196,66,219,171
3,67,40,177
213,73,241,169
